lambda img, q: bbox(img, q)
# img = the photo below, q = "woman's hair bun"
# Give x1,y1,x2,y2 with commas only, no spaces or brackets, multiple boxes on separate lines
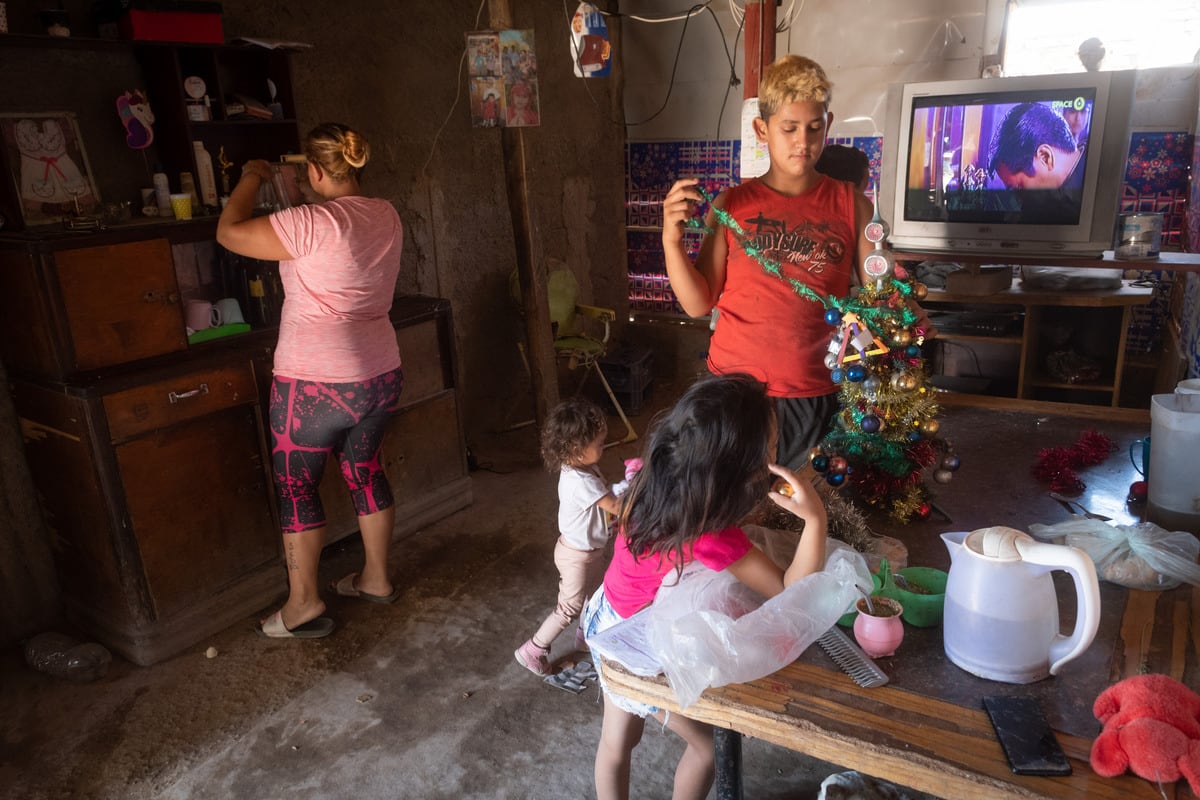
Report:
342,131,369,169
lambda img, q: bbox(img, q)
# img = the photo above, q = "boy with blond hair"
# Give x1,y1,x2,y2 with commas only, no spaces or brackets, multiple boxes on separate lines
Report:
661,54,877,469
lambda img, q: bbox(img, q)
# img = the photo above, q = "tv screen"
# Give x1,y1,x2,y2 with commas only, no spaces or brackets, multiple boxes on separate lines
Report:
880,70,1136,257
905,88,1095,226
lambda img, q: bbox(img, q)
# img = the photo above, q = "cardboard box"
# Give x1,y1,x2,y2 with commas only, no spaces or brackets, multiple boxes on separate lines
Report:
119,2,223,44
944,266,1013,296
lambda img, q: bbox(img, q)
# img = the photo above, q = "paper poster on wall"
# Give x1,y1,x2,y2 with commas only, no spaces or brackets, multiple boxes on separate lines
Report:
467,32,503,128
500,29,540,127
570,2,612,78
467,29,540,128
739,98,769,179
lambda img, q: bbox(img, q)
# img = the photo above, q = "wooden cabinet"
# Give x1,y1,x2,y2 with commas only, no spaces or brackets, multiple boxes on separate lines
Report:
12,357,281,666
1,226,472,665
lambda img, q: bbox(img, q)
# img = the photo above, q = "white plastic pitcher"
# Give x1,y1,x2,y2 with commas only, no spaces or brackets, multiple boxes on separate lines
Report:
1147,393,1200,533
942,528,1100,684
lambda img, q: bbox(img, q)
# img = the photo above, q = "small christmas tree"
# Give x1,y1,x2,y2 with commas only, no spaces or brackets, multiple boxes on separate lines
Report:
813,189,959,521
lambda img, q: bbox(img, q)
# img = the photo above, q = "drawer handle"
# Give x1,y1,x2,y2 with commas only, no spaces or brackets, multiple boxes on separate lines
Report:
168,383,209,404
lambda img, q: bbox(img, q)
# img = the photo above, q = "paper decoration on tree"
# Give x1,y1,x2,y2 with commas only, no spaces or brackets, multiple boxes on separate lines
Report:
116,90,154,149
570,2,612,78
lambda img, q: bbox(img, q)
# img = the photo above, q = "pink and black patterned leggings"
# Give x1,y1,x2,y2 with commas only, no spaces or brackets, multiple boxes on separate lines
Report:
269,368,404,533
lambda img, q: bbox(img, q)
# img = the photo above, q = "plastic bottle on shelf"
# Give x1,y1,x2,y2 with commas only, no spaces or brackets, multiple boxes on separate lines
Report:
152,169,172,213
24,632,112,682
192,141,219,208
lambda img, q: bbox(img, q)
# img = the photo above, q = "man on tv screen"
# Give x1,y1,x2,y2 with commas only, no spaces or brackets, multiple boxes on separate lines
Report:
988,102,1084,191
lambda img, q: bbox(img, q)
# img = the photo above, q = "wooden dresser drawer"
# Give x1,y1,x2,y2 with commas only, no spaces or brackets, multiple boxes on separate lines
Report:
103,362,259,441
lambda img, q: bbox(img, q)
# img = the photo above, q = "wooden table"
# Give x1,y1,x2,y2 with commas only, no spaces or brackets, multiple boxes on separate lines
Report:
597,405,1200,799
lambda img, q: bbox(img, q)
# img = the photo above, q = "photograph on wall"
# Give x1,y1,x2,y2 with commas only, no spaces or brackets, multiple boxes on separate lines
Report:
469,77,506,129
466,31,500,78
500,29,540,127
0,112,100,226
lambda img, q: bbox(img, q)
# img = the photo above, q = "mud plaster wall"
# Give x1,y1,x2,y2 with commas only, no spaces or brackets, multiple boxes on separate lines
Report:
0,0,627,645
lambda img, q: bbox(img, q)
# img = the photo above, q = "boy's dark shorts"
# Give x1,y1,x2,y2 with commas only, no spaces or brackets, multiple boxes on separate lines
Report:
773,392,839,470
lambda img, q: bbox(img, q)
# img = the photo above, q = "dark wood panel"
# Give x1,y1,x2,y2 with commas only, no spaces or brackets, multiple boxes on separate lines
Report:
116,405,278,620
396,319,448,403
54,239,187,371
0,250,60,375
13,382,130,622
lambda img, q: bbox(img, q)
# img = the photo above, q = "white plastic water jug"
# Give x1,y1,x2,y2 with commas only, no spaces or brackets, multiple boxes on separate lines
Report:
1147,393,1200,533
942,527,1101,684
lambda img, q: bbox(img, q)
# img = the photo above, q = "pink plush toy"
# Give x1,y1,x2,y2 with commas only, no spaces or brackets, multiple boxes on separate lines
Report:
1090,673,1200,793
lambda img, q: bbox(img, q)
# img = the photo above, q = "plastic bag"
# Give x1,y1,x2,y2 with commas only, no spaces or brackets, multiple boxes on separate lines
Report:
641,542,868,709
1028,518,1200,591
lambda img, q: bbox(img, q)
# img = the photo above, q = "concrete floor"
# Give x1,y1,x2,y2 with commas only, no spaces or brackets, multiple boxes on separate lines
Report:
0,376,1152,800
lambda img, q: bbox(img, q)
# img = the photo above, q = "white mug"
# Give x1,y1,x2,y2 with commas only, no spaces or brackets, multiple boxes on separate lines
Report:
185,300,221,331
214,297,245,325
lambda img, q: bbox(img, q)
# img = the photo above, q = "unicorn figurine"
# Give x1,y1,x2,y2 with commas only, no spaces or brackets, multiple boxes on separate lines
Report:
116,90,155,149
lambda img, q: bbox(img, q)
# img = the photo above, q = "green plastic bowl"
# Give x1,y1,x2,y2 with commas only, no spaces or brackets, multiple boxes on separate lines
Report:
837,573,882,627
890,566,948,627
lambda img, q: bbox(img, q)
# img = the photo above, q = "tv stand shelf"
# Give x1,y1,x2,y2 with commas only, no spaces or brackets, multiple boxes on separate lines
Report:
893,249,1200,273
921,281,1154,419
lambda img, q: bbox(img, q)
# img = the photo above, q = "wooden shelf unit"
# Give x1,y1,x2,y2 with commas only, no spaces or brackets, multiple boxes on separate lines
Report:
924,281,1154,411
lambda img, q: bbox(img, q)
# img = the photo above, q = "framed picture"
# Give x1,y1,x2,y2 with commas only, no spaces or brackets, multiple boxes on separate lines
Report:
0,112,101,227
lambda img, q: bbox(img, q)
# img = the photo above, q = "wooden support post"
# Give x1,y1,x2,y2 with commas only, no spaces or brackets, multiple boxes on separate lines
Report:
490,0,559,427
742,0,777,100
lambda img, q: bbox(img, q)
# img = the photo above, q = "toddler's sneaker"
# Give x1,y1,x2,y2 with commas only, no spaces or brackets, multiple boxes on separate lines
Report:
514,639,551,675
574,626,588,652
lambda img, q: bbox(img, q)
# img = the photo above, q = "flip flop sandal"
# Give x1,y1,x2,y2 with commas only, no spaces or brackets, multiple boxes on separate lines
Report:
257,610,335,639
333,572,399,604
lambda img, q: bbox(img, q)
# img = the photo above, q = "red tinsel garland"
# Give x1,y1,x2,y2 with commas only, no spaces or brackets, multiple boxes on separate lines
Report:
1031,429,1116,493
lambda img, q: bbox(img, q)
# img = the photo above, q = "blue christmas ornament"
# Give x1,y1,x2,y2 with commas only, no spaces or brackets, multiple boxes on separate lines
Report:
811,454,830,472
824,308,841,326
906,430,922,443
830,368,845,383
826,472,846,487
905,344,921,358
846,364,866,382
861,414,881,433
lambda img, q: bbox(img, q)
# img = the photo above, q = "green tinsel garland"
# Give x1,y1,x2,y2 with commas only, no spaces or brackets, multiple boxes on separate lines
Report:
686,186,919,333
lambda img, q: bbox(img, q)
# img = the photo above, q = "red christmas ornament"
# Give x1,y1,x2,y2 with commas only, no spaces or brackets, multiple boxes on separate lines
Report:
1128,480,1148,503
916,502,932,520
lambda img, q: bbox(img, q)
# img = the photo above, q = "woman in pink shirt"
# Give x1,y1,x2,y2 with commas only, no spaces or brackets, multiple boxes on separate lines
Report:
218,123,404,639
582,373,829,800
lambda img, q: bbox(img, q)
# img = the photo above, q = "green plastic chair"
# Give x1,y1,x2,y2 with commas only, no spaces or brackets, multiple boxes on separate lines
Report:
511,268,637,446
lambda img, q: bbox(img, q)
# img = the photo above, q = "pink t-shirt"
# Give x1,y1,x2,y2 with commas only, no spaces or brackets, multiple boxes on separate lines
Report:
268,196,403,382
603,526,754,618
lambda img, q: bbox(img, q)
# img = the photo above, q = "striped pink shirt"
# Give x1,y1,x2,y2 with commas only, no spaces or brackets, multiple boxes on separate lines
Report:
269,196,403,382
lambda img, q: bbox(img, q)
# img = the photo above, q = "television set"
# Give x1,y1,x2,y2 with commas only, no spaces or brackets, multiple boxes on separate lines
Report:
879,70,1137,257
